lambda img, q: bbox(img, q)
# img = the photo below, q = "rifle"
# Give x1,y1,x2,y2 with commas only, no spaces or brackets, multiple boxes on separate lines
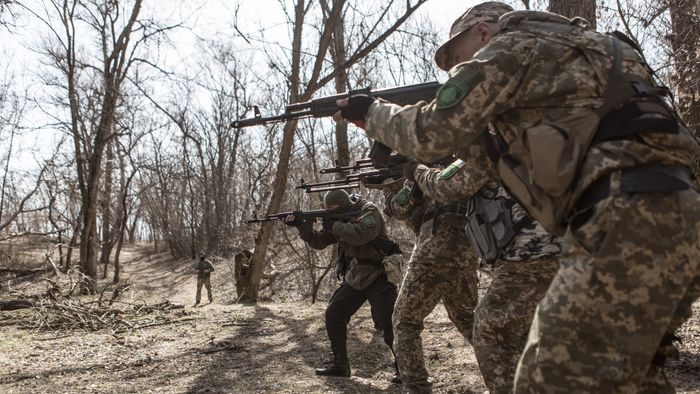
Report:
245,209,360,224
231,81,441,168
297,169,402,193
320,153,409,174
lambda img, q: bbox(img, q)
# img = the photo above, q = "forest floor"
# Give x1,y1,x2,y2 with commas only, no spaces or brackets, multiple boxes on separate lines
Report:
0,245,699,393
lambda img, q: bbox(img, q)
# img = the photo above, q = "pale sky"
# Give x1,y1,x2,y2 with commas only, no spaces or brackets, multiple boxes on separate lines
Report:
1,0,481,171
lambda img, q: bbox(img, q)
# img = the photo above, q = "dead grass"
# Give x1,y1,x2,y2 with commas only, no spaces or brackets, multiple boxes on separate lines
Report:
0,244,698,393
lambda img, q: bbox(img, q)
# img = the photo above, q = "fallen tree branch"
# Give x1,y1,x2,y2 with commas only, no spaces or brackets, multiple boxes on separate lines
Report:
0,299,34,311
114,317,198,334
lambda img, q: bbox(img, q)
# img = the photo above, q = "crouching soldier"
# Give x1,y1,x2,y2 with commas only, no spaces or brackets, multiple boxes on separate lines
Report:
284,189,401,383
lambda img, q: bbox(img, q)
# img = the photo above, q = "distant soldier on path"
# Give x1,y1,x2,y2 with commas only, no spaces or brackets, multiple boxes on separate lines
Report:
193,253,214,305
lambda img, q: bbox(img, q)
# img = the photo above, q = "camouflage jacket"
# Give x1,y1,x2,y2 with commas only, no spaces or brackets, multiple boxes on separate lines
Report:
195,259,214,279
413,159,560,261
364,11,699,226
383,180,428,235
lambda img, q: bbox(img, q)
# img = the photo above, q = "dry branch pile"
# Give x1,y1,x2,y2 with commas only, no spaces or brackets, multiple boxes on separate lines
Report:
4,277,191,334
27,297,189,333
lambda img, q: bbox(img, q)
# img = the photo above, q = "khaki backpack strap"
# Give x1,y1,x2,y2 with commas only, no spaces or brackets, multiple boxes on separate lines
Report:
594,36,637,117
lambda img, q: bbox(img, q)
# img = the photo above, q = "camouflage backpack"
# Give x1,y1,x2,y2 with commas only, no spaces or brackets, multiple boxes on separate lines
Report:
494,12,672,234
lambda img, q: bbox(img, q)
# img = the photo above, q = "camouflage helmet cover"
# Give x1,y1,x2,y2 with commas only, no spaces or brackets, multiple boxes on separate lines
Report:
434,1,514,71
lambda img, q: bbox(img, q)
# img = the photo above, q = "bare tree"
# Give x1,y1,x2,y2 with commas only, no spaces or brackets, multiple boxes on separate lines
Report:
0,85,55,240
0,0,14,27
25,0,180,292
238,0,429,302
668,0,700,135
549,0,596,29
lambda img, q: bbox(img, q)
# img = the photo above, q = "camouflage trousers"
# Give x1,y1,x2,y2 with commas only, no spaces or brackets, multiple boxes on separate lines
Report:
392,220,479,394
473,257,559,394
514,190,700,393
196,276,213,303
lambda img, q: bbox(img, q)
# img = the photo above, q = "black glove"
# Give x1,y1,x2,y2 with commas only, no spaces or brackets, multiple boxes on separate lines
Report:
402,159,420,181
322,219,336,233
340,95,375,122
335,265,344,281
284,216,304,227
336,257,349,281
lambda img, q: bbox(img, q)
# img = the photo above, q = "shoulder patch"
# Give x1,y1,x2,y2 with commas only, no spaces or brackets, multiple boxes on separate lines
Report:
439,160,466,180
356,211,376,226
395,187,411,206
436,65,487,110
436,77,472,110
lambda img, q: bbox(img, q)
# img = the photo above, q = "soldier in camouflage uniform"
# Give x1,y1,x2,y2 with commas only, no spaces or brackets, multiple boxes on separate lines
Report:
193,253,215,305
408,157,560,394
374,172,479,394
335,2,700,392
284,189,400,382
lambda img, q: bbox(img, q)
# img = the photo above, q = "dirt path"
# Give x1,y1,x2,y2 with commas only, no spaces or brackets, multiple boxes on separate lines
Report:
116,246,199,305
0,246,698,393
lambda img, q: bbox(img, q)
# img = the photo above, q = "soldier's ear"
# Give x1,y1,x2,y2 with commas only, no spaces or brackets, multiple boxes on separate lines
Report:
474,22,495,43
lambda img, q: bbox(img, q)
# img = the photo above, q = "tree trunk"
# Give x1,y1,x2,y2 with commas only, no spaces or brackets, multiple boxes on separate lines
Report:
100,139,114,278
329,3,350,170
669,0,700,135
64,215,81,272
548,0,596,29
238,0,307,303
79,212,99,293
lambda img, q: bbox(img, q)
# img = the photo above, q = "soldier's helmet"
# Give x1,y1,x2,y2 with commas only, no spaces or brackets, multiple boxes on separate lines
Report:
199,252,206,259
434,1,514,71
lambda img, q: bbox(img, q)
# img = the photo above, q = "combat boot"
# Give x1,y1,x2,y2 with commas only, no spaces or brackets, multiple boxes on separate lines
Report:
316,343,350,377
315,363,351,377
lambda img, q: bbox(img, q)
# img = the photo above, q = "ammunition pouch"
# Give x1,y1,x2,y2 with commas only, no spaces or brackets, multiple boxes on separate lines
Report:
464,189,520,263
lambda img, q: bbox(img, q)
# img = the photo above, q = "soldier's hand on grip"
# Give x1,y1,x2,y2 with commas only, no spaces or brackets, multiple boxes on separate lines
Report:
322,218,336,233
283,214,303,227
334,95,374,129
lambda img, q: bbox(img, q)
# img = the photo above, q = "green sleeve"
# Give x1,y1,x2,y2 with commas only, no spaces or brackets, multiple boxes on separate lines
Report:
385,182,422,221
298,220,337,250
331,206,382,246
414,144,494,204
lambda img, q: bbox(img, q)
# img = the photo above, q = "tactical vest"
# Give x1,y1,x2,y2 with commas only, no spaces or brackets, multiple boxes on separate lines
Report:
492,11,682,235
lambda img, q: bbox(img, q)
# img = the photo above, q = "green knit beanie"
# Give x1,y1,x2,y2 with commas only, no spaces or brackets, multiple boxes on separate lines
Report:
324,189,352,212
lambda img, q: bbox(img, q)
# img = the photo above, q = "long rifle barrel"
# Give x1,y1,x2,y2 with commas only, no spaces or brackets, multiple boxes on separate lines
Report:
245,209,359,224
320,159,374,174
231,81,440,129
296,169,401,193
